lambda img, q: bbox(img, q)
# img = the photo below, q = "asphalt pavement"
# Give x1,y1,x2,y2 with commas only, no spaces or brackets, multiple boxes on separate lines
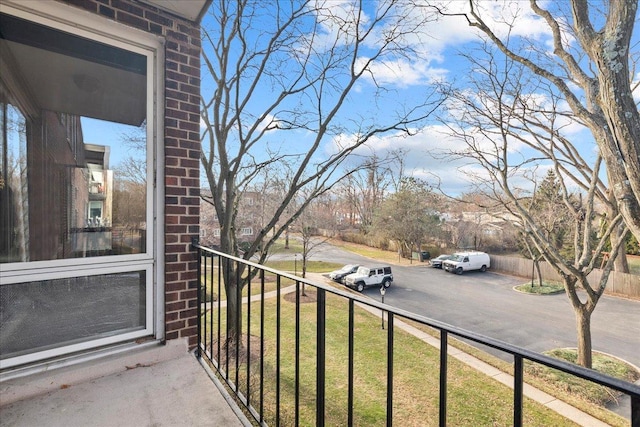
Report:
310,242,640,368
305,241,640,419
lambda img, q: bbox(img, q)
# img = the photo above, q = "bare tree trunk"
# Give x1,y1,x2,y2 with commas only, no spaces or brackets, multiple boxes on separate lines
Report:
563,275,598,369
522,236,543,287
611,224,630,273
575,304,593,369
222,258,242,347
285,228,289,249
534,257,543,287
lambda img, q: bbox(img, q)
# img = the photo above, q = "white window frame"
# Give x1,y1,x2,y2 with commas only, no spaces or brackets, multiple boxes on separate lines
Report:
0,262,154,369
0,1,166,368
88,201,104,220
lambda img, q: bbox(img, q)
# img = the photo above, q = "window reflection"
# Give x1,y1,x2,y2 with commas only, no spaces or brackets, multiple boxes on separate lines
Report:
0,12,148,263
0,102,147,261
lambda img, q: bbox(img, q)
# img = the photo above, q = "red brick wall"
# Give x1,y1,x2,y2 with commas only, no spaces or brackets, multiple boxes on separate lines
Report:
59,0,202,348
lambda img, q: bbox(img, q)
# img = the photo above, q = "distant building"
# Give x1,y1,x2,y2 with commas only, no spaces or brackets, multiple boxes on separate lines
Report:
199,190,265,248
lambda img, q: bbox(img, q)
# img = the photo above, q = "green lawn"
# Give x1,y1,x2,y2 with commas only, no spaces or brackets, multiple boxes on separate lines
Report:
515,281,565,295
201,260,342,301
201,291,588,426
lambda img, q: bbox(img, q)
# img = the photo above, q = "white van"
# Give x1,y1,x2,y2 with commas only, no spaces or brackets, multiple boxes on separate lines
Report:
442,251,490,274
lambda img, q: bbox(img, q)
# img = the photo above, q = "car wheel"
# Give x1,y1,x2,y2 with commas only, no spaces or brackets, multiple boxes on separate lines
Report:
480,265,487,272
456,267,463,275
356,282,365,292
382,279,391,288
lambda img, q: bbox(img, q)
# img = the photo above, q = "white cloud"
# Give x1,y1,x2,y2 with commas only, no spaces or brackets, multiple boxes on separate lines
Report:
323,113,590,196
324,124,485,194
356,57,448,87
353,0,557,90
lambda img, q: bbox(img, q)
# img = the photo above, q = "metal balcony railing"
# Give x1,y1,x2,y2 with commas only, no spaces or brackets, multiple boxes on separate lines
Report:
193,243,640,426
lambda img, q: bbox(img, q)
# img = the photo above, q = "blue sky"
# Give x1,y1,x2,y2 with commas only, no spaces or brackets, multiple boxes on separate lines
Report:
81,118,138,168
85,1,638,197
196,0,640,196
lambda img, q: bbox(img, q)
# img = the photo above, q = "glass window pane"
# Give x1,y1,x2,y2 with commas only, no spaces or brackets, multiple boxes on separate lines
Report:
0,271,147,360
0,13,148,263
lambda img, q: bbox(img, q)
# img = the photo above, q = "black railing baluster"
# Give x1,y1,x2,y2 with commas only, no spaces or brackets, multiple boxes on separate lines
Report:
216,254,221,371
514,355,523,427
348,299,355,427
224,258,229,379
190,243,640,427
293,280,300,427
246,266,251,407
209,254,214,361
276,274,281,427
317,288,326,427
387,313,394,427
295,281,301,427
260,269,265,424
209,254,213,356
439,331,447,427
202,253,207,358
235,260,241,389
195,246,201,359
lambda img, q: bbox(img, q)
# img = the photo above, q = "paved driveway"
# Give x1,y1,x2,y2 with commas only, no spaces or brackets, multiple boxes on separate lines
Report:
310,243,640,368
370,265,640,368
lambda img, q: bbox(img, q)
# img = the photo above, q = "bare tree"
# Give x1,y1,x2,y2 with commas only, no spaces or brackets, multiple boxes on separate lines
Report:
337,149,406,231
200,0,444,345
438,0,640,244
112,123,147,245
441,44,627,368
520,232,544,287
294,195,335,295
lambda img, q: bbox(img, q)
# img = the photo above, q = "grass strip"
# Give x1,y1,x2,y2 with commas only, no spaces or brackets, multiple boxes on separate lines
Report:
202,291,581,426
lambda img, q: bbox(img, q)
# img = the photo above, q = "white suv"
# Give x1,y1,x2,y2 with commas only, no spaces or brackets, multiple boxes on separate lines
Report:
344,266,393,292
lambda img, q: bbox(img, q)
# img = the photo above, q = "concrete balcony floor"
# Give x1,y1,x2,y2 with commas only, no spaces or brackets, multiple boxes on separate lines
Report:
0,340,248,427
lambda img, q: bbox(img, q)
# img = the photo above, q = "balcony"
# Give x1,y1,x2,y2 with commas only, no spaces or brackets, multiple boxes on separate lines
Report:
89,181,106,200
1,244,638,426
0,339,248,426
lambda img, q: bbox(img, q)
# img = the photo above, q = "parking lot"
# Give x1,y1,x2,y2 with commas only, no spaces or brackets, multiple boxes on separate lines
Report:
318,245,640,369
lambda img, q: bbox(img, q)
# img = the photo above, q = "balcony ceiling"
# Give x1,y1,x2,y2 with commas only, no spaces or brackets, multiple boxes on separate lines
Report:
139,0,211,23
0,1,210,127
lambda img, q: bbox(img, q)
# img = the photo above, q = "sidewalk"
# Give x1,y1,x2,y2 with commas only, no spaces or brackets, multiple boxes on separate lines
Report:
0,340,249,427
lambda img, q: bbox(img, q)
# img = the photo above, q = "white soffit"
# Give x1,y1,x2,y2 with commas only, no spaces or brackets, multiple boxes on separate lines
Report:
139,0,210,23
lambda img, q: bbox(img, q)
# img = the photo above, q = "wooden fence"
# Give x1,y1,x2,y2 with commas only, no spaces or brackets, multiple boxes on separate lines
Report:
490,255,640,299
